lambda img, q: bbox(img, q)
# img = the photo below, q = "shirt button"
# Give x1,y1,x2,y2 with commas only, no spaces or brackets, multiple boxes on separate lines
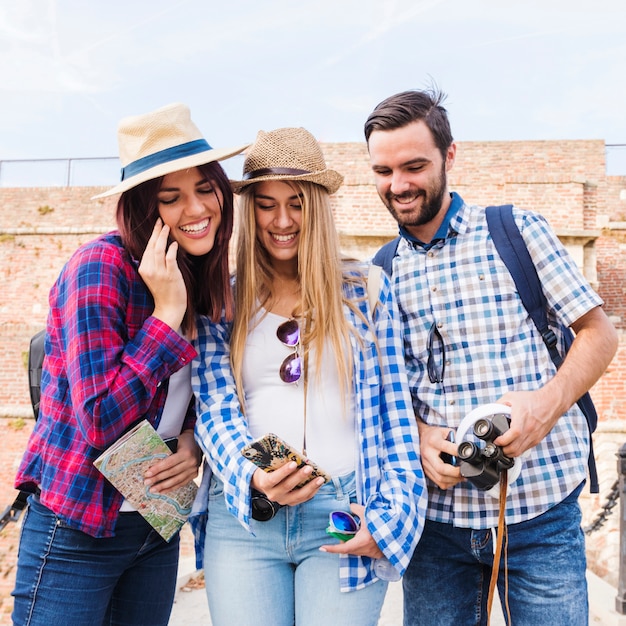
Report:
449,399,455,405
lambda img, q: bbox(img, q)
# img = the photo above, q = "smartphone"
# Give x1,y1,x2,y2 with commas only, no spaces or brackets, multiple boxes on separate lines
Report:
163,437,178,453
439,429,457,466
241,433,331,488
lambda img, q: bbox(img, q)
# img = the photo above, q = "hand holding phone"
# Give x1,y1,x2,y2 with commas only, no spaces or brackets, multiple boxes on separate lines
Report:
138,219,187,331
241,433,331,488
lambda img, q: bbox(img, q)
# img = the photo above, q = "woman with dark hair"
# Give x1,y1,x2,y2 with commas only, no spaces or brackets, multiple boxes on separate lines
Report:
11,103,247,626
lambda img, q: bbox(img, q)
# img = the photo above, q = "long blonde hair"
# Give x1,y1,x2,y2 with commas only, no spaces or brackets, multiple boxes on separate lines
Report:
230,181,366,412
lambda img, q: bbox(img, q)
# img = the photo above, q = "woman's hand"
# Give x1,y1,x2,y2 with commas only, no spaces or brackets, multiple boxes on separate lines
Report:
138,219,188,331
144,430,201,493
250,463,324,506
319,503,383,559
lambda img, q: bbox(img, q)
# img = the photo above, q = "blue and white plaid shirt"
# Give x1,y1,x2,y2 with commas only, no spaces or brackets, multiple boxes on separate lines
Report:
392,192,603,528
191,266,427,591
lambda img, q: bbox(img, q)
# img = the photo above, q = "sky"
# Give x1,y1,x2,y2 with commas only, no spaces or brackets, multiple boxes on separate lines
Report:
1,0,626,182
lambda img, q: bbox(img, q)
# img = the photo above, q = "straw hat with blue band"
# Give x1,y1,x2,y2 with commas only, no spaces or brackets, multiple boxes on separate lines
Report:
93,103,249,199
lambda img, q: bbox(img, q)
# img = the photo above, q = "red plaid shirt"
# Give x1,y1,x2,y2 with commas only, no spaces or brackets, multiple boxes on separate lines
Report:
15,232,197,537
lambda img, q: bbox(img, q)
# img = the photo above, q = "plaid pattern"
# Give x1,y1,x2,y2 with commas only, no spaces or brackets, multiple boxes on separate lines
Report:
191,266,427,591
392,195,603,527
15,233,197,537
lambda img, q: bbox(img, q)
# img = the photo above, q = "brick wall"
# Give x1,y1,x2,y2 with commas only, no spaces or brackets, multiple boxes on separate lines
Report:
1,139,624,405
1,139,625,587
1,140,625,413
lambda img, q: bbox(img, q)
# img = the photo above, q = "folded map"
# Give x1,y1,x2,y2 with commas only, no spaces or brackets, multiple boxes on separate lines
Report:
94,419,198,541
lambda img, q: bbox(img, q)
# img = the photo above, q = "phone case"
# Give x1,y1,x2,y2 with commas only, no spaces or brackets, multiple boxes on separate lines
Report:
241,433,331,488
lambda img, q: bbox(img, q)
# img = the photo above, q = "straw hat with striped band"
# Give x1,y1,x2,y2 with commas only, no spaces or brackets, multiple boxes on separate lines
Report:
93,103,249,199
230,127,343,195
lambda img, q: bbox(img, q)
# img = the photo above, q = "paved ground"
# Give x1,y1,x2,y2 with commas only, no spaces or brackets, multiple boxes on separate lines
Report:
168,558,507,626
1,418,623,626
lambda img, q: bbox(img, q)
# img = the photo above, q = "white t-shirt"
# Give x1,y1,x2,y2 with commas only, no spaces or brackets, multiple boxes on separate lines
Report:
242,310,356,477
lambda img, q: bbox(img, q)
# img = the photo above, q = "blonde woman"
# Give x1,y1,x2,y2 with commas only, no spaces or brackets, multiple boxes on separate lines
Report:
191,128,427,626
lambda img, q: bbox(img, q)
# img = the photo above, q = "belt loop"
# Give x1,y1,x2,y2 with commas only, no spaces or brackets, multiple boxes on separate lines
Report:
332,475,344,499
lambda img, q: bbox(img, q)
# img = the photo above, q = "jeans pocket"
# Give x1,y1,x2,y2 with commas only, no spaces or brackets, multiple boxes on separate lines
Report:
208,475,225,501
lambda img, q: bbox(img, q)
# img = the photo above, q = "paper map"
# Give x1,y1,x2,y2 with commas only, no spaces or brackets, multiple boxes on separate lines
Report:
94,420,198,541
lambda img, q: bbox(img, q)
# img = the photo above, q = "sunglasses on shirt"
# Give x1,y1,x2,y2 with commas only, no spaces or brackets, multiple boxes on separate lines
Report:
277,318,302,384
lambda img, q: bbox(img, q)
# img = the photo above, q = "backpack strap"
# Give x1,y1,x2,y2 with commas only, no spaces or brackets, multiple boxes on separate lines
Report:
28,329,46,421
372,236,401,276
486,204,599,493
0,329,45,530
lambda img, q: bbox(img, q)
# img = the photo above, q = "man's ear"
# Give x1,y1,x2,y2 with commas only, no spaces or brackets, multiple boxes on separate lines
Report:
445,142,456,172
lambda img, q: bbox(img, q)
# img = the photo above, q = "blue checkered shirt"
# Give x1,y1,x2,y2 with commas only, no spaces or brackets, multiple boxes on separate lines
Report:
190,265,427,592
391,193,602,528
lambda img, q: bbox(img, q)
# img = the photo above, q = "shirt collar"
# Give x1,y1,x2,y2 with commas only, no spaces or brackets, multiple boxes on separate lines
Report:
399,191,464,249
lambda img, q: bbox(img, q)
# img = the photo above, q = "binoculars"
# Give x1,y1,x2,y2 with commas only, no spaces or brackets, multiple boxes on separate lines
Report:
457,413,515,491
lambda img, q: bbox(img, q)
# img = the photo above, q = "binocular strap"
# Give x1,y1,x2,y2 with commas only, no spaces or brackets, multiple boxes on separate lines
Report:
486,471,512,625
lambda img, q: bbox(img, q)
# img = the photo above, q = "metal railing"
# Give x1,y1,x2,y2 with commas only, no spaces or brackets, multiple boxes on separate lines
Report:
0,157,120,188
616,445,626,614
0,146,625,188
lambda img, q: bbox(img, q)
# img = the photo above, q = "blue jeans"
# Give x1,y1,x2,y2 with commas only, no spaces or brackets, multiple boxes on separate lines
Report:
204,472,388,626
11,494,180,626
403,483,588,626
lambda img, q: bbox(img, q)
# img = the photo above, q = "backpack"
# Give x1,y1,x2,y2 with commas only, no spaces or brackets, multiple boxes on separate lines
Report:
0,329,46,530
28,329,46,420
373,204,599,493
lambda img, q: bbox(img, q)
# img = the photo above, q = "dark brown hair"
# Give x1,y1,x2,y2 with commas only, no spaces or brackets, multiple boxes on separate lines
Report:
364,88,453,160
115,161,234,334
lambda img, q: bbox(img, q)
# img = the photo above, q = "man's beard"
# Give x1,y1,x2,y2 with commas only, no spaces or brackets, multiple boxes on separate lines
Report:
384,165,447,228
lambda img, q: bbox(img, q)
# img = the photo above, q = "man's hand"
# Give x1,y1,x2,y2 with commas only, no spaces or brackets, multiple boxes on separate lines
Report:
417,421,464,490
493,387,559,458
496,305,618,457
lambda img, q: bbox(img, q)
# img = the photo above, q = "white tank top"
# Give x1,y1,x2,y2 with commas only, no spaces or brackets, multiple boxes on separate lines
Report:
242,310,356,477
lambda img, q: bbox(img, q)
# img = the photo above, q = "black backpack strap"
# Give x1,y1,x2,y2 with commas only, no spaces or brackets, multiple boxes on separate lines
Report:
373,236,401,275
0,489,30,532
486,204,599,493
28,329,46,420
0,330,47,530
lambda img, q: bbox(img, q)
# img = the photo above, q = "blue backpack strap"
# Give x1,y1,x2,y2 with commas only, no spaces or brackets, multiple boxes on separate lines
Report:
373,236,401,275
486,204,599,493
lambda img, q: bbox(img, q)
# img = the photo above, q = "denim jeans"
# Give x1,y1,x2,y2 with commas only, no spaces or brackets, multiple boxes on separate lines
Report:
11,494,179,626
403,483,587,626
204,472,388,626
